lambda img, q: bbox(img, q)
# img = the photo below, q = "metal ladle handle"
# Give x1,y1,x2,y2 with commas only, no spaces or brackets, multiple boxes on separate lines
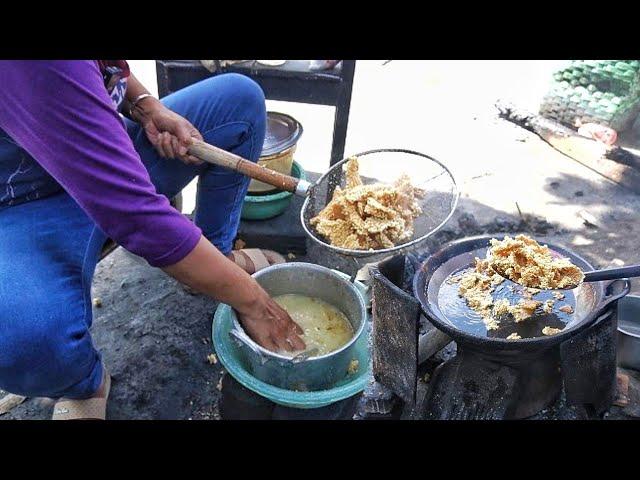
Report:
584,264,640,283
188,140,312,197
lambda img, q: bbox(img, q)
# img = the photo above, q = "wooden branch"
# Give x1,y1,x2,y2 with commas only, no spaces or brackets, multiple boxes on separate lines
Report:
496,101,640,192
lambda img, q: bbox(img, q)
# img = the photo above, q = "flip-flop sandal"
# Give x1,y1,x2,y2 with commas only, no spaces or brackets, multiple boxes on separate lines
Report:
52,368,111,420
230,248,286,274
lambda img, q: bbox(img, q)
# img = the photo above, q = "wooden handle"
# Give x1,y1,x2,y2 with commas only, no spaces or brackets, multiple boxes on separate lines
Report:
188,140,303,194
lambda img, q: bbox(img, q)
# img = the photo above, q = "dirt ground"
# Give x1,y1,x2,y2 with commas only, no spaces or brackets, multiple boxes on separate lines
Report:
2,248,224,420
2,88,640,419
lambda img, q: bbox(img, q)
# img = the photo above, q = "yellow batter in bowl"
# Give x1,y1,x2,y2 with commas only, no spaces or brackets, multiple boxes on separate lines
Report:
273,294,354,357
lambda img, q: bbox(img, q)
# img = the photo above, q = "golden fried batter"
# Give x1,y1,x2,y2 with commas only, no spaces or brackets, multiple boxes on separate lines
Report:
542,326,563,336
485,318,500,331
507,333,522,340
559,304,574,314
510,300,542,322
493,298,511,317
310,157,424,250
495,298,545,322
457,258,508,330
454,235,579,334
457,257,547,328
488,235,584,289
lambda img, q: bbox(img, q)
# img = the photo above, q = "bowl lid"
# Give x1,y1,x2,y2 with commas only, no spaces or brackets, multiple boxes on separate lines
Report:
262,112,303,157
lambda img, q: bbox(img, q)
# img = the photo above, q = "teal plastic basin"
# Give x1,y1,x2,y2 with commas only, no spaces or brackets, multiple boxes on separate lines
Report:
241,161,306,221
212,272,371,409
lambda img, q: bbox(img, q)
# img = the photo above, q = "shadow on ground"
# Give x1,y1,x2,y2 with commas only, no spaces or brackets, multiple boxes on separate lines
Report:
540,171,639,286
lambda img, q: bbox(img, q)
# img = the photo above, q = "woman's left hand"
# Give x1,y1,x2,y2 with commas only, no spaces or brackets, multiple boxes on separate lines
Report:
139,101,204,166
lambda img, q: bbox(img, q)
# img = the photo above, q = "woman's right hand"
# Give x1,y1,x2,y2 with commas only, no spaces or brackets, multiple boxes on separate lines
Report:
236,289,306,353
162,236,306,353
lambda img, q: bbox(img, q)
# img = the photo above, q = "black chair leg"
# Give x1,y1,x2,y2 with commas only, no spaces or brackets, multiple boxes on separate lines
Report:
329,61,356,166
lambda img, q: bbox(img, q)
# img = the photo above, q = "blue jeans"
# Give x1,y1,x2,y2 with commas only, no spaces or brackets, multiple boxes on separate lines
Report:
0,74,266,399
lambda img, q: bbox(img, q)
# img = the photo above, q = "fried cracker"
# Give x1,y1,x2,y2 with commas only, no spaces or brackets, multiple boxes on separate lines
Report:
310,157,423,250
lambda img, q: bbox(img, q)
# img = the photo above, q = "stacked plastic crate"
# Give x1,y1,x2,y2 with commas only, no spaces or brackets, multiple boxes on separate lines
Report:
539,60,640,131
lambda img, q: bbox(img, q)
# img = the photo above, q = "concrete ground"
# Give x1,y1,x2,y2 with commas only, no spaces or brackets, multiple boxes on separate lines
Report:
2,60,639,419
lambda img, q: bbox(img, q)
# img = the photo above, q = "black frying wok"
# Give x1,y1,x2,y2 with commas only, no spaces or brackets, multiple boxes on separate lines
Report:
412,234,630,352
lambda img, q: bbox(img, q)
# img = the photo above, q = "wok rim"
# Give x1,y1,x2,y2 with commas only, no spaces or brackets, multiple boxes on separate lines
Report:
412,233,629,350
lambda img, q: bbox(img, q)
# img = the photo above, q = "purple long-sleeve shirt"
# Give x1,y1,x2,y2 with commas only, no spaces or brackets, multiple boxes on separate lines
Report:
0,60,202,267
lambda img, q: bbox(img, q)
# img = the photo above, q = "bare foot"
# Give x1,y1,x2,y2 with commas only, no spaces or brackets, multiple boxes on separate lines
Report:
228,249,286,274
180,249,286,295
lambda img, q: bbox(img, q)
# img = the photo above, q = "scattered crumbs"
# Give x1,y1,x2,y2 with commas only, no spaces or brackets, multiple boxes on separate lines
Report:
201,337,209,345
207,353,218,365
526,287,541,295
507,332,521,340
216,376,223,391
446,275,462,285
559,304,574,314
422,372,431,383
521,289,533,299
493,299,511,317
457,258,502,327
234,239,246,250
486,318,500,330
287,253,296,260
92,297,102,308
510,300,542,322
347,359,359,374
553,292,565,300
543,299,554,314
542,326,563,336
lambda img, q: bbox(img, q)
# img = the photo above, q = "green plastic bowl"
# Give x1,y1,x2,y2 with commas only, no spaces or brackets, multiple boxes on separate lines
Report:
212,272,371,409
241,161,306,221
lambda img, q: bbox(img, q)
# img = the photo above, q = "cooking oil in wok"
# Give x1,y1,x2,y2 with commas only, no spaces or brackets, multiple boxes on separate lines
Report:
273,294,354,357
438,267,577,339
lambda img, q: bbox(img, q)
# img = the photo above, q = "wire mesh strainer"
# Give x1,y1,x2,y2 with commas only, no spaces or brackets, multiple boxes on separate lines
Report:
187,141,459,260
301,148,459,259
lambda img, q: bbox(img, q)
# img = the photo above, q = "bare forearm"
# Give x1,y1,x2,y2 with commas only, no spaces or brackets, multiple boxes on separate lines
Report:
162,236,264,314
163,236,305,352
124,72,162,122
125,73,149,100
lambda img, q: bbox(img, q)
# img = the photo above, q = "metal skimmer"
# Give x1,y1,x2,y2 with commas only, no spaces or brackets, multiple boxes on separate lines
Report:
188,142,459,262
